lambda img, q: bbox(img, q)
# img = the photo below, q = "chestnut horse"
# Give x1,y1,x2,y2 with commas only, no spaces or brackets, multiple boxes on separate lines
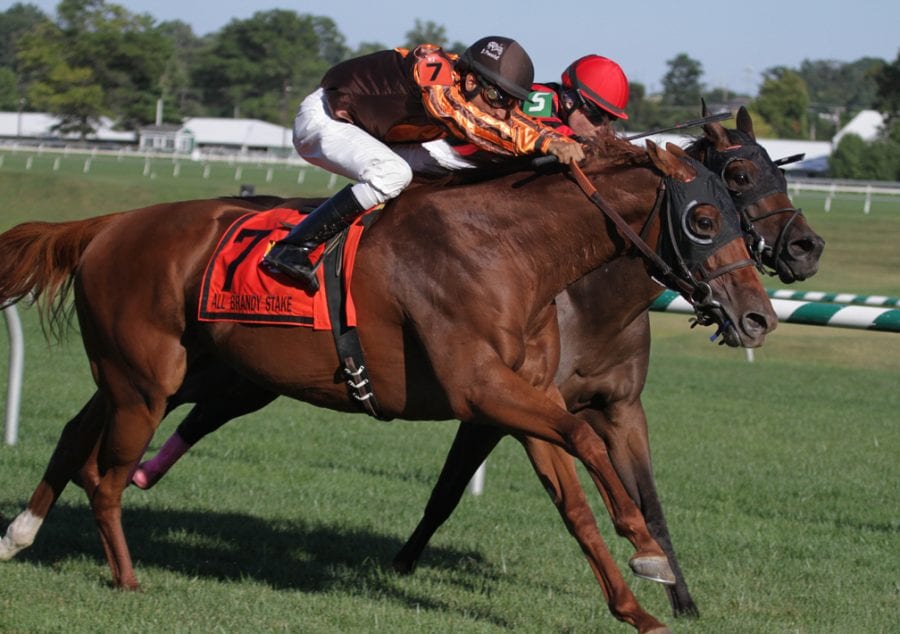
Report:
132,108,823,619
0,138,775,633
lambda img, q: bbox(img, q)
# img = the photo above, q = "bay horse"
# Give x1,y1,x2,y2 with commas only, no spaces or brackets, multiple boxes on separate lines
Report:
132,108,823,620
0,138,776,634
392,106,826,618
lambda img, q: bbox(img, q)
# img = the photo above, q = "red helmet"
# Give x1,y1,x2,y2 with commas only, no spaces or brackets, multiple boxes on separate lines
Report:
561,55,629,120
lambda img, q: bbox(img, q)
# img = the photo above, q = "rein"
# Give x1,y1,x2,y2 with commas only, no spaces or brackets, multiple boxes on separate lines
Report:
567,161,749,326
567,162,684,291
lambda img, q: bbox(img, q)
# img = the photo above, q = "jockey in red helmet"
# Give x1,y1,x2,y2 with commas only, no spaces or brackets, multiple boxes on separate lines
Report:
522,54,630,138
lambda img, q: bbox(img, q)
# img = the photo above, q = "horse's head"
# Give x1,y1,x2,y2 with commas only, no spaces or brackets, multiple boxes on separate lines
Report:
692,105,825,282
644,140,776,347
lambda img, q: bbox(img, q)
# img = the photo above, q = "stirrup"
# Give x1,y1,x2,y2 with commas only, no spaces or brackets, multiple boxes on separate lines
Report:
265,244,320,292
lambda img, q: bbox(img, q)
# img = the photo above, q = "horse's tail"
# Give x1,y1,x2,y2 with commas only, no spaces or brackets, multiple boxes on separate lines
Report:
0,213,123,337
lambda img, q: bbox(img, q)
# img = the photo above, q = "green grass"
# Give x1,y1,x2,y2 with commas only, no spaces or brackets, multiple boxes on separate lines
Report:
0,162,898,632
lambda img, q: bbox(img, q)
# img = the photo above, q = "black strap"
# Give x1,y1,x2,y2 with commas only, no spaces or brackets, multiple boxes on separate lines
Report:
321,228,391,421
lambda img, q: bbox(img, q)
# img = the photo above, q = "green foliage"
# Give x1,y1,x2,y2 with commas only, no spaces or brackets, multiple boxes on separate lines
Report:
874,51,900,120
192,10,345,121
13,0,172,133
17,21,106,137
623,81,668,131
830,129,900,181
0,66,20,109
0,2,49,69
799,57,883,116
753,67,809,138
661,53,703,107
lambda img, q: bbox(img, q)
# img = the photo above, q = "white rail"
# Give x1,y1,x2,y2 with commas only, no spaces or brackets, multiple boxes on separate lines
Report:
3,304,23,445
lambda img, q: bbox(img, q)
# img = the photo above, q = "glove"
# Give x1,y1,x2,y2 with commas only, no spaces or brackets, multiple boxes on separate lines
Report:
546,139,585,165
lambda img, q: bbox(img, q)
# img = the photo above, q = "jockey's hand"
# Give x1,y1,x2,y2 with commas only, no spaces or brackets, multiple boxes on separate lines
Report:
547,139,585,165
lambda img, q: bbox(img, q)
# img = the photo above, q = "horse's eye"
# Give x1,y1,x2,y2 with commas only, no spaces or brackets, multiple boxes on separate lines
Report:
697,217,714,232
734,173,751,186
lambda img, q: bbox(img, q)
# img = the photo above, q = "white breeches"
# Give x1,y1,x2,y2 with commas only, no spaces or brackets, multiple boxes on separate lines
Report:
293,88,474,209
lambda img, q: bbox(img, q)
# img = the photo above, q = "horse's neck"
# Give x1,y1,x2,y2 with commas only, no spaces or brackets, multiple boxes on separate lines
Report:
525,163,663,295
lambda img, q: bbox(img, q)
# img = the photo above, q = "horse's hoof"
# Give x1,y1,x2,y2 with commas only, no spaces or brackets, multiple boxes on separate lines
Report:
131,467,156,490
629,555,676,585
391,556,416,576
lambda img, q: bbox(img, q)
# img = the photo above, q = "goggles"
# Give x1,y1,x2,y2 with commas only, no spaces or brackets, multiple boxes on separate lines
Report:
476,75,516,109
578,93,613,125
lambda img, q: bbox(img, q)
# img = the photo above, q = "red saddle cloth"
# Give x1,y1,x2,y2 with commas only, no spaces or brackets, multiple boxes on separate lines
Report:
198,208,365,329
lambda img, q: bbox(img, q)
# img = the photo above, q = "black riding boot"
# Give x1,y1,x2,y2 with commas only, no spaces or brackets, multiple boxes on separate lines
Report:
264,185,365,292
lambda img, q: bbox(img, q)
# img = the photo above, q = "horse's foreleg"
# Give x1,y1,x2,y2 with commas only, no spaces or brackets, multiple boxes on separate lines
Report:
520,436,669,634
393,421,504,574
453,365,670,632
0,393,106,561
585,406,699,618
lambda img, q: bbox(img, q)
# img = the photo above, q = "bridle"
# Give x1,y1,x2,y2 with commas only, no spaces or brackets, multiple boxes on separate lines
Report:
567,157,752,328
702,134,806,277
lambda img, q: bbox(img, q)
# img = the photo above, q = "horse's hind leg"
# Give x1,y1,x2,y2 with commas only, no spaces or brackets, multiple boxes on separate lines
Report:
0,393,107,561
89,395,171,590
133,379,277,490
393,421,504,574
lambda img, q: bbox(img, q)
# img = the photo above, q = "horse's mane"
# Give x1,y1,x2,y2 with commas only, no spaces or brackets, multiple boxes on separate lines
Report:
580,128,649,170
420,127,651,188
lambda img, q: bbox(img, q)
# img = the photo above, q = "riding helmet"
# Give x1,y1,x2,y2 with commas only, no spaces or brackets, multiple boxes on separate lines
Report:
561,55,630,120
457,36,535,100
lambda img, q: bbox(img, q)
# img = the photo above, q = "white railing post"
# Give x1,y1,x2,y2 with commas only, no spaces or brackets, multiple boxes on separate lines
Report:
467,461,486,496
4,304,24,445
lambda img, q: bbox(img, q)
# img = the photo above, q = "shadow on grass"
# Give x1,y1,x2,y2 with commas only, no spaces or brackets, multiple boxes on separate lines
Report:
8,501,511,626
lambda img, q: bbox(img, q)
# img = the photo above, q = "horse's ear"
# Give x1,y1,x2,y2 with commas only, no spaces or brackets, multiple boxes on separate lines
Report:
736,106,756,140
702,108,732,150
667,143,690,159
701,97,709,117
647,140,685,178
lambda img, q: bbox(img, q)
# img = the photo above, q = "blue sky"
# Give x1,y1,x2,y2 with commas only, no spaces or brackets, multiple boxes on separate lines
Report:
8,0,899,96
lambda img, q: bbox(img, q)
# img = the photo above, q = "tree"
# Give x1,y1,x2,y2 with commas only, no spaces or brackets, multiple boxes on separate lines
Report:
828,133,867,178
16,0,174,132
874,51,900,121
192,11,347,122
402,19,464,54
661,53,703,107
623,81,667,132
16,20,105,138
156,20,205,120
0,66,20,109
0,3,49,69
830,131,900,181
753,67,809,138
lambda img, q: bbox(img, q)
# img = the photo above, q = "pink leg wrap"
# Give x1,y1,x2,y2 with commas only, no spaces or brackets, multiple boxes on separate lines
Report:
131,433,191,490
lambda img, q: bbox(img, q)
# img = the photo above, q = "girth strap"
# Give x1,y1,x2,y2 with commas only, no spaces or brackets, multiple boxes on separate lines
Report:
322,225,391,421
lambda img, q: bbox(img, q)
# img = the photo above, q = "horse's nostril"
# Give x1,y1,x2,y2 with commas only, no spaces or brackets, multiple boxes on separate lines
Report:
789,235,825,258
741,312,771,337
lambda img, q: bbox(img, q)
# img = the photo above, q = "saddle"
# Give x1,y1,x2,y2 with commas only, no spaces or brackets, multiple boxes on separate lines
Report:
198,207,388,419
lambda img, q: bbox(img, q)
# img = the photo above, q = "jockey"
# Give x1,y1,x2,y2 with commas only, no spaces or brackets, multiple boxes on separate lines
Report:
525,54,630,136
447,54,630,165
264,35,585,292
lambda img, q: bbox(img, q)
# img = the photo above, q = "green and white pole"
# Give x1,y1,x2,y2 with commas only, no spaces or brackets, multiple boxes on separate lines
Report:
651,289,900,332
767,289,900,309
